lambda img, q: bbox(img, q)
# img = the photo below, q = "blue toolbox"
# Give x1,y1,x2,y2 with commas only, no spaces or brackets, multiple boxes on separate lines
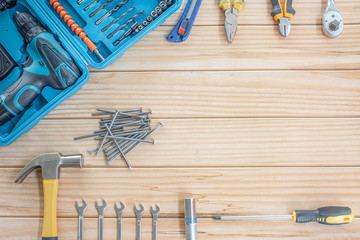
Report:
0,0,182,146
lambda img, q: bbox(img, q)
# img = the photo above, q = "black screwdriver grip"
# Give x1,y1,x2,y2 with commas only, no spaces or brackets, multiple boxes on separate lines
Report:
42,237,58,240
295,206,353,225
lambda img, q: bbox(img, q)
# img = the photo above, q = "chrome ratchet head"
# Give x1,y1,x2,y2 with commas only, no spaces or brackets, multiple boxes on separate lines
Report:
322,0,343,38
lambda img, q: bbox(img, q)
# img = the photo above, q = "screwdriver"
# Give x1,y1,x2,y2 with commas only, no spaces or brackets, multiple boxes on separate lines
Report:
213,206,357,225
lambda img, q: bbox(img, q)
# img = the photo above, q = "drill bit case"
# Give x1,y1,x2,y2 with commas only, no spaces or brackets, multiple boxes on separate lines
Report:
0,0,181,146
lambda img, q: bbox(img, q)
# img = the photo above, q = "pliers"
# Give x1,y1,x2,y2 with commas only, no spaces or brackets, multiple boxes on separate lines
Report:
219,0,245,43
271,0,296,37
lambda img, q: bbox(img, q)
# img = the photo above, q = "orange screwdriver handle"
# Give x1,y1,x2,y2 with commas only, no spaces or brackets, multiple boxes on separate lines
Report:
48,0,104,60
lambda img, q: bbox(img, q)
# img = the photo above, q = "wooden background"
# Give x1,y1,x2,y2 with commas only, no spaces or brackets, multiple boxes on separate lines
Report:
2,0,360,239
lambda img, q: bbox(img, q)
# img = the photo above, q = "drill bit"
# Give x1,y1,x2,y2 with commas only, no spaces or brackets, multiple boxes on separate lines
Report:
107,10,144,39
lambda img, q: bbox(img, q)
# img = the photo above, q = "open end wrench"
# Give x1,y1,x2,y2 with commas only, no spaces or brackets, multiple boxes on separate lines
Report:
115,202,126,240
134,204,144,240
95,199,107,240
150,205,160,240
75,200,88,240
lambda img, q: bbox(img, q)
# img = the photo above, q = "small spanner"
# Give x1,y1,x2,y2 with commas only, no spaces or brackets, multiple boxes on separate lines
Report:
75,200,88,240
115,202,125,240
134,204,144,240
95,199,107,240
150,205,160,240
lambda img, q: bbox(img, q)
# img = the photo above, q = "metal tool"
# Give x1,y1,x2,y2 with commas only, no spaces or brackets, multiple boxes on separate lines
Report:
96,0,129,25
150,11,158,20
75,200,88,240
90,0,114,18
15,153,83,240
167,0,202,43
155,6,162,15
159,1,167,11
322,0,343,38
75,109,161,167
0,12,81,126
150,205,160,240
113,22,139,46
0,43,16,81
213,206,357,225
95,199,107,240
106,123,163,165
219,0,245,43
84,0,99,11
134,204,144,240
184,198,197,240
115,202,125,240
77,0,86,5
0,0,16,11
146,16,153,23
270,0,296,37
48,0,105,61
107,10,144,39
102,6,135,32
96,111,119,156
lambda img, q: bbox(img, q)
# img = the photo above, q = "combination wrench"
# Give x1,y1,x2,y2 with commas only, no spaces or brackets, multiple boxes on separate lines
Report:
75,200,88,240
150,205,160,240
115,202,126,240
134,204,144,240
95,199,107,240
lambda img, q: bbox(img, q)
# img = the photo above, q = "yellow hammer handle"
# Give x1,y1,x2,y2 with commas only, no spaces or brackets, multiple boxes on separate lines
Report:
42,179,59,240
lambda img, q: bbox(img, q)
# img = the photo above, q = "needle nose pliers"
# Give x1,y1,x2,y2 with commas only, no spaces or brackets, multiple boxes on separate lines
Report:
271,0,296,37
219,0,245,43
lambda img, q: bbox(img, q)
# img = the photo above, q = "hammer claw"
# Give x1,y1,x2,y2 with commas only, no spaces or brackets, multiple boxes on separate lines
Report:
15,152,83,239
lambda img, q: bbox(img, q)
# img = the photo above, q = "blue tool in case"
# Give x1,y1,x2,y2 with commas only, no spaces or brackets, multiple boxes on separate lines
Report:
0,0,182,146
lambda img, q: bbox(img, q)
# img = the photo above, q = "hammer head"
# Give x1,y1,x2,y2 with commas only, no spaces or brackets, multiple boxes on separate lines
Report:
15,153,83,183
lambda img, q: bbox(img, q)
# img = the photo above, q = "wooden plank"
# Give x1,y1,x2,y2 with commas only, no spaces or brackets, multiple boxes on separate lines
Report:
2,168,360,217
2,217,360,240
2,118,360,167
92,25,360,72
164,0,360,26
49,71,360,118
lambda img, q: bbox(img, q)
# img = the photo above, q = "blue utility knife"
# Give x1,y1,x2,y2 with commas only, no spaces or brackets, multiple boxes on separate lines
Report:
167,0,202,43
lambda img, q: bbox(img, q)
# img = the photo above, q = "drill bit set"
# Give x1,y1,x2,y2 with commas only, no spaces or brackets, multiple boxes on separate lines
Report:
47,0,175,60
74,108,162,167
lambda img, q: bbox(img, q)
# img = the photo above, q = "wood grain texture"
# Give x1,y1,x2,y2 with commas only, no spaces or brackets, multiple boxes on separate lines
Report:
2,118,360,167
2,1,360,239
2,168,360,217
91,25,360,72
164,0,360,26
46,71,360,118
2,217,360,240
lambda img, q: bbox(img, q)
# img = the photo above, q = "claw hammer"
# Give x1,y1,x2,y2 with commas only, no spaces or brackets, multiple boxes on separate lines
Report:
15,153,83,240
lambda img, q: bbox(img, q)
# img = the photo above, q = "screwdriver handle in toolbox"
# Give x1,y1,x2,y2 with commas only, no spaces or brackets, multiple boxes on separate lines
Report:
294,206,354,225
48,0,105,61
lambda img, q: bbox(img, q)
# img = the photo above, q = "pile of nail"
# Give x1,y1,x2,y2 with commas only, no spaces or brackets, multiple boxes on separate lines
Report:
74,108,162,167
